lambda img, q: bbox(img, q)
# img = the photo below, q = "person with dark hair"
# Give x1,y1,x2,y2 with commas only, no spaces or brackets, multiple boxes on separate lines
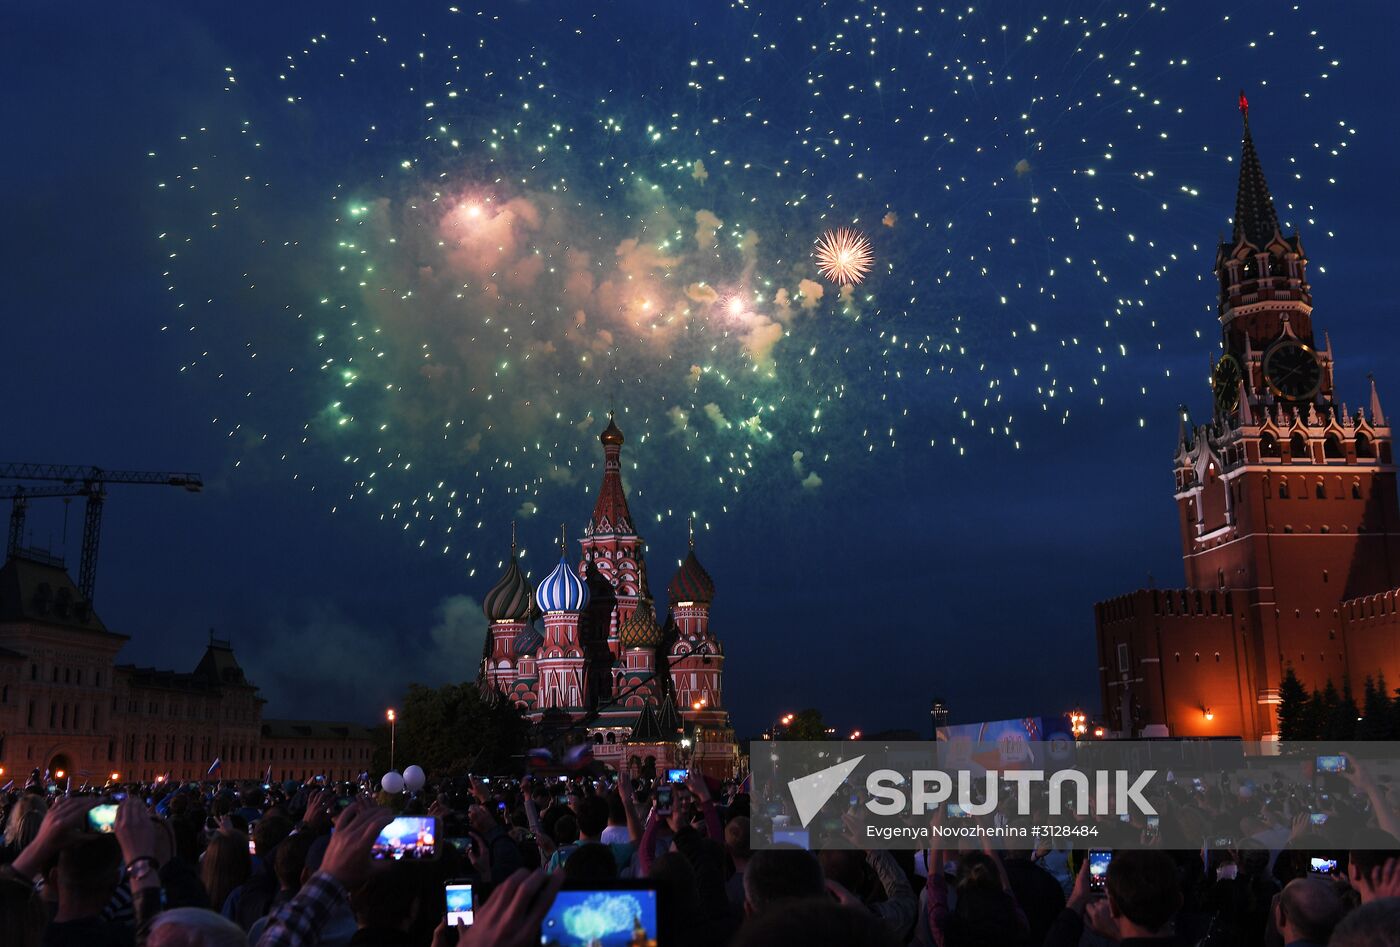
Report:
347,865,424,945
226,816,295,929
1273,877,1343,947
742,845,825,915
1045,851,1185,946
1347,837,1400,905
924,844,1029,947
559,841,618,882
1330,897,1400,947
724,816,751,909
201,832,252,918
1000,846,1067,943
466,803,522,886
0,869,46,947
730,896,901,947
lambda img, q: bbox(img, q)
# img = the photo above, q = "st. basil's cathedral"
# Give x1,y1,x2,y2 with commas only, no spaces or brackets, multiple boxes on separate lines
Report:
477,414,737,776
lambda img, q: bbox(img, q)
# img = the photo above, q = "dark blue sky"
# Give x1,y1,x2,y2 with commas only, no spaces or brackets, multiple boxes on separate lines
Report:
3,2,1398,738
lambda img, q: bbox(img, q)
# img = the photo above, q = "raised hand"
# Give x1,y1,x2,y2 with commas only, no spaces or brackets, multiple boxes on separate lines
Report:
455,869,564,947
319,801,395,889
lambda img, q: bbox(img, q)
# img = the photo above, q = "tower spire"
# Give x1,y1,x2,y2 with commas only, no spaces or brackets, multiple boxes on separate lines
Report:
591,412,634,535
510,519,517,558
687,516,695,550
559,523,566,556
1371,375,1386,426
1232,91,1280,248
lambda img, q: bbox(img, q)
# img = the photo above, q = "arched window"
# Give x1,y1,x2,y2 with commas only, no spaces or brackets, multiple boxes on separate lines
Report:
1290,434,1309,460
1194,652,1201,663
1279,479,1290,499
1315,481,1327,499
1353,481,1363,499
1214,652,1222,662
1324,434,1344,459
1260,433,1281,458
1356,434,1375,459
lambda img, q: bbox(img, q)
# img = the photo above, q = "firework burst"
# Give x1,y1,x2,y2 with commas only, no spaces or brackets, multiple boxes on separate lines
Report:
813,228,874,286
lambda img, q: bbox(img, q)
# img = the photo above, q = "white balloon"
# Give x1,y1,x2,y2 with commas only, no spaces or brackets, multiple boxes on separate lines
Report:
403,765,426,792
381,770,405,794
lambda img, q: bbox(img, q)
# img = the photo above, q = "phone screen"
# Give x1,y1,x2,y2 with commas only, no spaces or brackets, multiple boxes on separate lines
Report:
1310,812,1329,826
655,786,673,813
1088,850,1112,888
773,827,811,849
249,838,257,856
87,804,118,834
372,816,438,860
1310,856,1339,875
1315,755,1348,774
445,882,474,927
946,802,969,818
542,885,657,943
666,768,689,783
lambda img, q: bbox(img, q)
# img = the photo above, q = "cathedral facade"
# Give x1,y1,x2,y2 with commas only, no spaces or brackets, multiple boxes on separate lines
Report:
1095,97,1400,741
478,415,737,776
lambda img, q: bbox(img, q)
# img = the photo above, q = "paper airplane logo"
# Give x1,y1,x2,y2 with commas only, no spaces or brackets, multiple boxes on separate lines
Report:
787,755,865,827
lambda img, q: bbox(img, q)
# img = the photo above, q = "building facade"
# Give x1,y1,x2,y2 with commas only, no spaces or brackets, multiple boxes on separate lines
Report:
0,550,373,784
1094,97,1400,741
478,415,738,777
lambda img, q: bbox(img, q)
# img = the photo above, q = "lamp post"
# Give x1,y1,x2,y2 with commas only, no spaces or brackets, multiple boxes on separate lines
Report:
386,708,397,771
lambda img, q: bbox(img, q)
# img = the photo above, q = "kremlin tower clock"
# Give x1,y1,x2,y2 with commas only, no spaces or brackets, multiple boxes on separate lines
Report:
477,414,737,777
1095,96,1400,741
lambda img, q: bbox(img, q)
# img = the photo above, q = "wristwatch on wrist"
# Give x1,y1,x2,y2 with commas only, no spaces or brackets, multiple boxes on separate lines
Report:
126,856,158,883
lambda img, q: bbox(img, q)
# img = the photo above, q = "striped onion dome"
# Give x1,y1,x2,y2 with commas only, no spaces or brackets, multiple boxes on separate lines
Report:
668,548,714,605
535,555,590,614
619,599,661,649
483,556,534,623
512,622,543,657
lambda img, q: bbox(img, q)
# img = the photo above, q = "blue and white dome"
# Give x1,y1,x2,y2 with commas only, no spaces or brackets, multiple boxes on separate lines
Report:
535,555,590,613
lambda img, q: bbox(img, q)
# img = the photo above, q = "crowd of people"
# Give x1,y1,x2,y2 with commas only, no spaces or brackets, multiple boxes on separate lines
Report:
1,753,1398,947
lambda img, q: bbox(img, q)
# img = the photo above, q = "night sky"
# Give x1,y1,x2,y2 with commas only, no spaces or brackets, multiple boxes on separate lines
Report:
3,2,1398,739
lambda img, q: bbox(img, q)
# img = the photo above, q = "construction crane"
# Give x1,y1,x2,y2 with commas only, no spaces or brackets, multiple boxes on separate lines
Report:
0,464,202,603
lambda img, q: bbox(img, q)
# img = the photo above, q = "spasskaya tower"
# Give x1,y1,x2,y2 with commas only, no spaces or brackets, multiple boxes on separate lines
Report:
1095,95,1400,741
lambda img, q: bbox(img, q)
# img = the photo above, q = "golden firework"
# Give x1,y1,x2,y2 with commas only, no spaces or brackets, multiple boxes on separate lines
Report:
813,227,874,285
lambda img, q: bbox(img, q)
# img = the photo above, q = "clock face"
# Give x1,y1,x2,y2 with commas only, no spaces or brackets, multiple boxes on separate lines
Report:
1263,340,1323,402
1212,355,1243,413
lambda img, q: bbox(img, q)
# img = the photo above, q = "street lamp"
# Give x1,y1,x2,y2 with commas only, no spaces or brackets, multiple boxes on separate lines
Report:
387,708,397,771
1069,710,1088,738
850,730,862,740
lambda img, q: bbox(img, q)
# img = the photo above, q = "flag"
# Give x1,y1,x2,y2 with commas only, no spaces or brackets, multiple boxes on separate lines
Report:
264,765,272,784
208,757,222,776
526,748,555,768
563,743,594,770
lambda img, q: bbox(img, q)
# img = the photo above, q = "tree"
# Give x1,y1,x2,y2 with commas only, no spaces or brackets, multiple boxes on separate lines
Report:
1358,675,1394,741
783,708,828,742
1276,667,1310,741
373,683,528,777
1321,678,1359,742
1302,687,1327,743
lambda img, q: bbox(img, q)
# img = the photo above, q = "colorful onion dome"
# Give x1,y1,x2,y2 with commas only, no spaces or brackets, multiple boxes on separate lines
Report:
483,556,534,623
512,623,543,657
536,554,590,613
668,548,714,605
619,599,662,649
